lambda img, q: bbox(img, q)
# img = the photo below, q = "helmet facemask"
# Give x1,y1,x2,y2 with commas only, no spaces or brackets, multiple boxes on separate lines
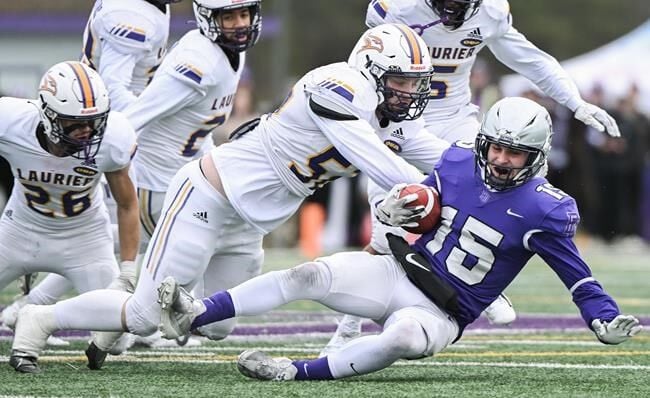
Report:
41,99,108,161
375,68,433,122
427,0,482,29
475,133,545,191
473,97,553,191
193,1,262,52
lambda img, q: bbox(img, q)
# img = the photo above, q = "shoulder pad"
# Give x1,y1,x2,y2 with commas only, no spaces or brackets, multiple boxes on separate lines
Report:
305,63,378,121
538,193,580,238
0,98,36,138
162,31,222,89
96,10,156,51
366,0,418,26
483,0,511,22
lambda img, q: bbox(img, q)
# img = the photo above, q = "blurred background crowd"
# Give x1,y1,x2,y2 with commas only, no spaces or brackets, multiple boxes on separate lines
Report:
1,0,649,256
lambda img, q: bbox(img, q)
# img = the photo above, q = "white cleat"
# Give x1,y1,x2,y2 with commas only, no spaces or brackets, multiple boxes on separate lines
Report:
46,335,70,347
10,304,57,373
319,314,362,358
237,350,297,381
157,276,199,339
131,330,202,348
483,294,517,326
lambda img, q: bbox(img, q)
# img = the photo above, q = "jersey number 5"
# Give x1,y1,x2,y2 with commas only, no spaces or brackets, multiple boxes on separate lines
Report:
430,65,458,100
425,206,504,285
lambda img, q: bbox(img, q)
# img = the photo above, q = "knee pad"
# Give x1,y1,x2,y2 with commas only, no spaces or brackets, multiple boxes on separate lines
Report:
196,318,237,341
282,262,331,299
382,317,428,358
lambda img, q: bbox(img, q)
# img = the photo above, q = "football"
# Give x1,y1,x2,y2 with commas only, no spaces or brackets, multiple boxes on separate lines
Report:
398,183,442,234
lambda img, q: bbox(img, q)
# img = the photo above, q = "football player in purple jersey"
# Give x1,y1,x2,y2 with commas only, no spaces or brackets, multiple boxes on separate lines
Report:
154,97,641,381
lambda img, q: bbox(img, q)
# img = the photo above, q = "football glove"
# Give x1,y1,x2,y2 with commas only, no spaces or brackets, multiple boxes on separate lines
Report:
375,183,424,228
591,315,642,345
574,102,621,138
107,260,137,293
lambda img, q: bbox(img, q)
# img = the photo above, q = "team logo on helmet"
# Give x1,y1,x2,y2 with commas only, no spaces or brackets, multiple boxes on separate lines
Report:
359,34,384,54
39,74,57,96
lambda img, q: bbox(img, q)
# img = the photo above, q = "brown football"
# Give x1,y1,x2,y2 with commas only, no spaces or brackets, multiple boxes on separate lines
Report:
398,183,442,234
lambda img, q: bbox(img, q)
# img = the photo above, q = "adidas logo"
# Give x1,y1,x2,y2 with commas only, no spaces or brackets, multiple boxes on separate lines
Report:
390,127,405,140
193,211,208,223
468,28,482,40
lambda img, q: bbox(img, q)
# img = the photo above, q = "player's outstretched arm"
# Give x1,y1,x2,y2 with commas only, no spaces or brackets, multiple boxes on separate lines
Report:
592,315,643,345
573,102,621,138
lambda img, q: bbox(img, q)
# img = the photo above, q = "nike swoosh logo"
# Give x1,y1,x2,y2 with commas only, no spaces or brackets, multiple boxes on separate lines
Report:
303,363,309,377
406,253,430,272
506,208,524,218
350,363,361,375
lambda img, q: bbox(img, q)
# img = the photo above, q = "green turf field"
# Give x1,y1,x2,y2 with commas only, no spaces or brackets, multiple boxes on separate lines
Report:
1,245,648,397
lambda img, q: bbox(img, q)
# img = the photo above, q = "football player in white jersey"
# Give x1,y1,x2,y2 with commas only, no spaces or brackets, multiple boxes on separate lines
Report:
10,23,448,373
0,61,139,374
0,0,181,348
321,0,626,345
82,0,263,368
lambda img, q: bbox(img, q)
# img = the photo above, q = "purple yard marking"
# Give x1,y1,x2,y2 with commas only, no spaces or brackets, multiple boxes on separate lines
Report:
1,310,647,339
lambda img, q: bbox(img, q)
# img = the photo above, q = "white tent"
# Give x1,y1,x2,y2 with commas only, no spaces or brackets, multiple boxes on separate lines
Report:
500,19,650,115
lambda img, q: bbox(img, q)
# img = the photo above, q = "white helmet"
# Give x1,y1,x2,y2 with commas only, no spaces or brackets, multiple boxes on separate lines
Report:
37,61,110,161
193,0,262,52
475,97,553,190
348,23,433,122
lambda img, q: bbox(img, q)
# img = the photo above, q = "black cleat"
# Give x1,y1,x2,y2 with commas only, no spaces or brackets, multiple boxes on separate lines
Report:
175,334,191,347
85,342,108,370
9,351,41,374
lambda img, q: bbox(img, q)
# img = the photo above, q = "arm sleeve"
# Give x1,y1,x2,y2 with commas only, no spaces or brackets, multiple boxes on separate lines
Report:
528,232,620,328
488,23,584,111
310,115,425,192
124,73,202,133
97,41,142,112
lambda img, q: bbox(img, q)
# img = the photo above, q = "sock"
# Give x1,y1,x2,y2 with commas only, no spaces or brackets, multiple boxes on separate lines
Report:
293,357,334,380
191,291,234,329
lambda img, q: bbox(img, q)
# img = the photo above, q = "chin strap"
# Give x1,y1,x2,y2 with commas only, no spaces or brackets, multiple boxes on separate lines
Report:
409,18,444,35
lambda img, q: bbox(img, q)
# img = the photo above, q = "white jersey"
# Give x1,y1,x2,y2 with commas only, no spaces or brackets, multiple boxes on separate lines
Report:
213,62,426,234
127,29,243,192
0,97,136,231
81,0,170,111
366,0,584,126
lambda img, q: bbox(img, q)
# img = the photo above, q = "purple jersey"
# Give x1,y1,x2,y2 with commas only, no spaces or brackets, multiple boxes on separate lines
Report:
413,144,620,331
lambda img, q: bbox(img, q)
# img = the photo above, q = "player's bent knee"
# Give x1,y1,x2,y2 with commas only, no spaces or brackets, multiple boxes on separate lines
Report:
383,317,428,358
283,261,330,293
196,318,236,341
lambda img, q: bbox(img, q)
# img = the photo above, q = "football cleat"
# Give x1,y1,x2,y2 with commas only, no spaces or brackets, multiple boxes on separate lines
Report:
10,305,56,372
157,276,198,339
86,330,125,369
483,294,517,325
237,350,297,381
85,342,108,370
9,351,41,374
319,315,362,358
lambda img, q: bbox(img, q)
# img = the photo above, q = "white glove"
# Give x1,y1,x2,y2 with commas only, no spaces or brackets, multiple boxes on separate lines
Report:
591,315,642,345
574,102,621,138
375,183,424,228
108,260,137,293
